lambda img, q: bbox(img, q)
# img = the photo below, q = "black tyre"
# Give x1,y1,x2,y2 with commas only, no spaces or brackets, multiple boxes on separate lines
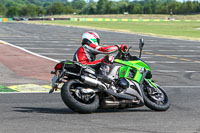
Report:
61,80,99,113
143,84,170,111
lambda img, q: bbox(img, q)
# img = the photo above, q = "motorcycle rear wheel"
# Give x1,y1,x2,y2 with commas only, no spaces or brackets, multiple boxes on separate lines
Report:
143,84,170,111
61,79,99,113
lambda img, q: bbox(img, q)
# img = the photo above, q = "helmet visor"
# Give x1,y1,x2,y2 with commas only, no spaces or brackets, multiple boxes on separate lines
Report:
97,38,100,45
91,38,99,44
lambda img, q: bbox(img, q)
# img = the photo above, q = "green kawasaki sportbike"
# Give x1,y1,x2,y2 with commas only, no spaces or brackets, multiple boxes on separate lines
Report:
50,39,170,113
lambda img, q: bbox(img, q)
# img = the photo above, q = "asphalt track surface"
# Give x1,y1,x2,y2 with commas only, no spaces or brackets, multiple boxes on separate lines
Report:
0,23,200,133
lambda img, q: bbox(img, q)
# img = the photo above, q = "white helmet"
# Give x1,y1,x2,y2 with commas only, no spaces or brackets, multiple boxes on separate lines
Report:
82,31,100,46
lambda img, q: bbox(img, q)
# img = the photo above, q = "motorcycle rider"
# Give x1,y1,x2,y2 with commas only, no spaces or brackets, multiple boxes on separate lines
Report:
73,31,128,80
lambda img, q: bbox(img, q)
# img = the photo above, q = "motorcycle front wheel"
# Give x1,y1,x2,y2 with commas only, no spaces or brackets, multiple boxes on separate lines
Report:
143,83,170,111
61,79,99,113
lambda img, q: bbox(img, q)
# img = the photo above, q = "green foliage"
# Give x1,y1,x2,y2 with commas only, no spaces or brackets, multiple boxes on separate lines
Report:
6,6,20,17
20,4,38,17
72,0,86,10
0,4,6,17
46,2,65,15
96,0,108,14
37,6,46,16
82,2,97,14
0,0,200,17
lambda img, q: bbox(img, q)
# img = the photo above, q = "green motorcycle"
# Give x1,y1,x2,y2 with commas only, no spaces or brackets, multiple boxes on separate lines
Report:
50,39,170,113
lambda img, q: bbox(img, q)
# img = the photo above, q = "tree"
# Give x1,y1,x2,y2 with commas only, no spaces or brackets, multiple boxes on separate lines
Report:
179,2,188,14
119,1,129,14
46,2,65,15
29,0,42,6
96,0,108,14
128,2,143,14
6,6,20,17
106,1,120,14
0,0,200,16
5,1,17,8
43,2,51,8
72,0,86,10
51,2,64,15
82,2,97,14
167,1,181,14
65,5,76,14
20,4,37,17
0,4,6,17
144,4,152,14
37,6,45,16
186,1,195,14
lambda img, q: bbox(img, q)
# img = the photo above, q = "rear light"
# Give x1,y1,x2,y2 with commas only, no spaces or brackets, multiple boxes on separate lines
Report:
55,63,63,70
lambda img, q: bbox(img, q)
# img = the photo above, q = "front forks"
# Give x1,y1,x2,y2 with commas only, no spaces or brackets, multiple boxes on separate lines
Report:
144,79,163,96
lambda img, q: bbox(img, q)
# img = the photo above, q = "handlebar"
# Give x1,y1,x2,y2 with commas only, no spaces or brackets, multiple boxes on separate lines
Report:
115,45,132,61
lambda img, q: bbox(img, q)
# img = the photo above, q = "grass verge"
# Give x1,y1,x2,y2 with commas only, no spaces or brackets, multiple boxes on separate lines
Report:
0,85,17,92
25,20,200,41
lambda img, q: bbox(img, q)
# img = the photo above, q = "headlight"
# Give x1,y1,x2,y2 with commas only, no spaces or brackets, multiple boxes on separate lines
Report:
139,68,145,74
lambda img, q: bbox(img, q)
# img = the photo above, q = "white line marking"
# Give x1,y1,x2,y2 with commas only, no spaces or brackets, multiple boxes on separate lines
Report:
0,40,59,63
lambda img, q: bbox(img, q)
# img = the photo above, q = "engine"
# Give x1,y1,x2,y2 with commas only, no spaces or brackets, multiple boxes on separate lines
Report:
115,78,129,93
100,78,141,109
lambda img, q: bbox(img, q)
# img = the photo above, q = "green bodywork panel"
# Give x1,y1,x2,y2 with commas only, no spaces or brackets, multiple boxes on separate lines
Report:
65,62,73,64
114,59,151,83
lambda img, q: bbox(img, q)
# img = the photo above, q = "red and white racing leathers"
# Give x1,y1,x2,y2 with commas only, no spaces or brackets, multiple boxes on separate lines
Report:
73,43,118,69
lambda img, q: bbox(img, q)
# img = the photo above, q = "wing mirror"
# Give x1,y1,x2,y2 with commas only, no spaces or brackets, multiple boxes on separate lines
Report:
139,38,144,50
139,38,144,58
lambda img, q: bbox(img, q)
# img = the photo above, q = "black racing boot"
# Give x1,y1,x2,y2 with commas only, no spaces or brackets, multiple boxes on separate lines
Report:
98,61,113,84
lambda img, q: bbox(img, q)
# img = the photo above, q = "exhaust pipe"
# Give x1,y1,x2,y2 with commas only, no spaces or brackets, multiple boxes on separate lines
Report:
101,99,120,109
80,76,141,101
81,76,107,90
